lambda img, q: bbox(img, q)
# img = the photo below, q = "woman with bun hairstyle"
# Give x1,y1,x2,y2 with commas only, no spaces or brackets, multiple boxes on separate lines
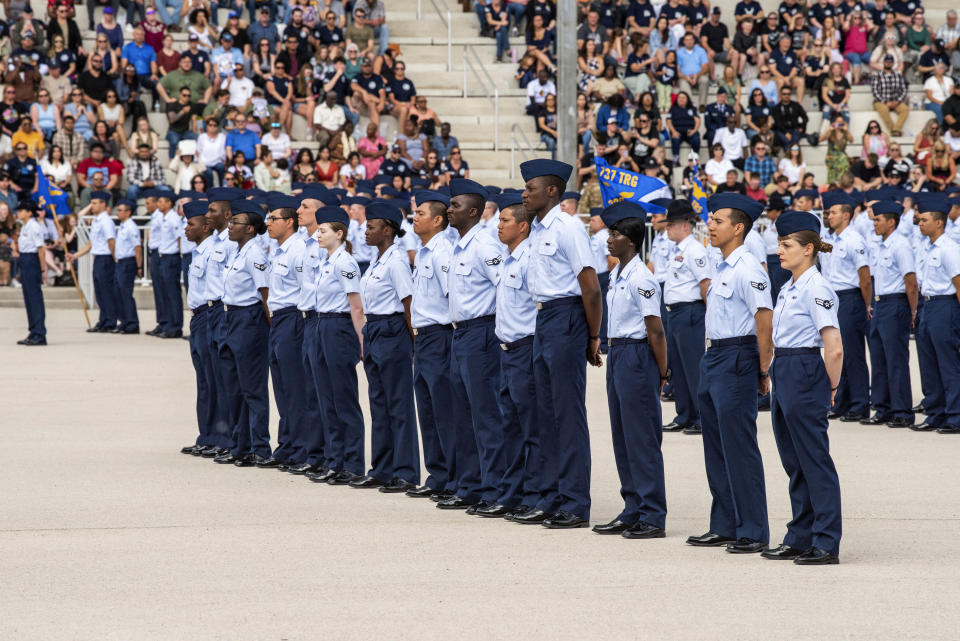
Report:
762,210,844,566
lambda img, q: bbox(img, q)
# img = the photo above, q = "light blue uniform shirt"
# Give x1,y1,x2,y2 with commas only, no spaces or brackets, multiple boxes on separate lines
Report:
207,227,237,301
705,245,772,340
478,210,503,248
222,239,268,306
914,236,931,289
187,236,214,309
267,234,306,313
115,218,140,260
919,235,960,296
159,209,181,255
664,233,711,304
745,228,767,265
852,211,875,242
820,225,869,291
411,232,453,328
360,242,414,315
449,223,502,322
871,233,915,296
18,217,44,253
348,219,378,264
180,217,197,255
90,212,116,256
773,267,839,348
296,233,325,311
650,230,674,284
147,209,163,250
606,255,661,340
400,218,422,255
590,227,610,275
762,219,779,255
316,243,361,313
528,204,594,302
495,238,537,343
946,216,960,243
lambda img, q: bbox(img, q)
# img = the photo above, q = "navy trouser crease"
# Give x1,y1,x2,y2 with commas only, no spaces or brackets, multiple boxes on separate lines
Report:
158,253,183,333
188,308,217,447
867,298,914,420
771,353,842,556
300,315,326,467
598,271,610,345
917,298,960,427
832,290,869,416
208,306,239,446
20,253,46,340
222,305,271,458
413,329,458,492
93,254,120,329
181,254,192,296
316,316,365,474
913,299,938,411
149,248,166,328
115,256,140,331
497,340,543,508
666,302,705,426
268,311,310,464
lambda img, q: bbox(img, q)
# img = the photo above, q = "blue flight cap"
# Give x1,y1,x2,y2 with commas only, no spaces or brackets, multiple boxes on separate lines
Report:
373,175,393,186
355,180,375,194
649,197,673,210
380,186,400,198
863,188,891,203
519,158,573,183
665,199,696,222
177,190,202,200
872,201,903,217
502,188,523,194
346,195,370,207
410,177,430,189
484,185,502,195
315,205,350,227
331,188,347,200
183,200,209,218
292,181,308,191
707,193,765,221
248,188,268,198
156,190,175,201
821,191,858,209
139,188,158,199
562,191,581,201
774,210,821,236
116,198,137,210
267,195,300,211
415,190,450,207
232,200,265,216
207,187,243,202
944,185,960,196
600,201,648,238
495,192,523,210
589,207,603,216
794,189,819,202
90,190,111,202
449,178,488,198
366,201,403,227
915,193,949,214
436,186,451,196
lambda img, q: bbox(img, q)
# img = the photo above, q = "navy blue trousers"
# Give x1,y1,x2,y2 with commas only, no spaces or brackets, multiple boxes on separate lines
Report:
606,340,667,528
92,254,119,329
222,304,271,458
181,254,192,296
20,252,46,341
867,296,914,421
114,256,139,332
698,342,769,543
158,253,183,333
450,320,507,503
362,315,419,484
659,284,673,398
598,271,610,346
148,248,165,330
208,305,239,447
188,307,217,447
666,301,705,427
533,301,592,520
413,327,458,493
771,352,842,556
913,298,938,412
315,315,365,474
832,289,870,417
268,309,310,464
497,338,543,509
300,315,327,467
917,298,960,428
766,253,791,306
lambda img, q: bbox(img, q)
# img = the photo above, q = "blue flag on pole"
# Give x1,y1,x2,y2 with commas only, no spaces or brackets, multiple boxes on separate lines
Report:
689,161,709,222
594,157,671,213
34,166,70,217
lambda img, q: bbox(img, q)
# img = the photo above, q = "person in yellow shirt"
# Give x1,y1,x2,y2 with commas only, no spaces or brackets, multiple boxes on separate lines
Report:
11,118,45,160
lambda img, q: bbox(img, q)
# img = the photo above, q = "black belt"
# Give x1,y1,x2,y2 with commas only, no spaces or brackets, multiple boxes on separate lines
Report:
159,252,179,257
414,323,452,336
500,335,533,351
271,306,298,318
366,312,403,322
191,305,209,316
923,294,957,302
875,293,907,302
207,299,222,308
317,311,352,319
774,347,820,357
536,295,581,310
608,337,649,347
836,288,861,295
665,300,705,311
225,303,261,312
302,310,317,319
117,256,136,262
452,314,495,329
707,335,757,349
149,248,159,255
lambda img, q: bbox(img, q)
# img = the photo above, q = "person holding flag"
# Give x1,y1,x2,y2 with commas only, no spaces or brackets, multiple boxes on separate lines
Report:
67,191,120,333
593,156,671,212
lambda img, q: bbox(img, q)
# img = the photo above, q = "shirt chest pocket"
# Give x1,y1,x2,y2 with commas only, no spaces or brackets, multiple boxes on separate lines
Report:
454,261,472,277
835,245,847,260
212,249,226,264
419,263,435,280
880,254,893,269
274,261,291,278
191,257,207,277
928,253,942,268
536,241,559,273
504,269,524,302
711,281,735,314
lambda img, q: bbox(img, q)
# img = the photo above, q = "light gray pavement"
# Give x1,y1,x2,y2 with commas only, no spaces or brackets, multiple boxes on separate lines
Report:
2,308,959,641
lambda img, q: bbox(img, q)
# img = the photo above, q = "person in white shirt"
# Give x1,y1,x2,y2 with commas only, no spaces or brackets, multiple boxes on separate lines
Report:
525,68,556,115
777,144,807,186
923,62,954,124
197,118,227,187
712,114,749,164
588,208,613,348
67,191,119,332
223,63,255,108
169,140,206,193
312,90,347,148
261,122,292,160
705,143,736,187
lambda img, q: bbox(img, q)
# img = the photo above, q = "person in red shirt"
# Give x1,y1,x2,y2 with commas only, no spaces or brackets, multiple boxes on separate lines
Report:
77,143,122,196
141,8,166,53
745,171,768,202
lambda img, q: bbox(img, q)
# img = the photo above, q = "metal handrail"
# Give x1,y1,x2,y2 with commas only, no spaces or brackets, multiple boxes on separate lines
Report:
509,123,537,178
462,45,500,150
416,0,452,71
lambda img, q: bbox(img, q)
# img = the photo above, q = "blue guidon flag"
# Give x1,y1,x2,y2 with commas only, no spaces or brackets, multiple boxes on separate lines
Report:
689,161,709,222
33,166,70,217
594,157,671,213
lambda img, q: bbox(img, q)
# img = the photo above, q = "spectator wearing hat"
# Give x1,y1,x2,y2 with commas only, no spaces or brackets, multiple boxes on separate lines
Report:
248,6,280,52
941,81,960,134
211,32,244,80
3,52,42,105
872,53,909,136
11,5,45,49
169,140,205,192
350,57,386,127
917,38,949,80
223,63,254,109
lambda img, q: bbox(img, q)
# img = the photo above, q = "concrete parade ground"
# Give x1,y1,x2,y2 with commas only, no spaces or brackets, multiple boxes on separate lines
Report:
2,308,958,641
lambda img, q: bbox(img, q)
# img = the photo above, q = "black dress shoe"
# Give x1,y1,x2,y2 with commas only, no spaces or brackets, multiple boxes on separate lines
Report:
503,505,531,520
191,445,210,456
86,325,105,333
542,511,590,529
436,495,476,510
180,444,199,454
328,470,360,484
236,454,270,467
622,521,666,539
159,330,184,339
349,475,386,489
912,403,926,414
859,414,890,425
201,447,223,458
213,452,237,464
509,508,551,524
827,410,842,420
592,519,631,534
886,417,913,428
761,544,805,560
405,485,438,498
145,327,163,336
109,327,123,334
794,547,839,565
256,457,284,468
910,422,940,432
662,420,688,432
430,490,456,502
937,425,960,434
119,329,140,334
839,414,868,422
17,337,47,345
660,390,675,401
379,478,416,493
682,424,702,435
306,468,336,482
726,538,767,554
475,503,513,517
287,462,318,475
466,501,491,515
686,532,736,547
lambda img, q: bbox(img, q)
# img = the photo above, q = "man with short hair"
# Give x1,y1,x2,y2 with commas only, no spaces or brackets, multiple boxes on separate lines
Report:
525,69,556,115
701,7,738,81
159,55,212,105
165,86,199,160
677,32,710,107
312,90,346,148
53,114,87,169
223,62,254,108
851,152,884,190
714,114,749,168
704,88,736,147
127,143,170,200
872,53,909,136
769,34,805,102
350,58,386,127
248,6,280,52
121,26,159,99
353,0,390,56
77,55,114,106
67,190,119,332
345,7,375,58
771,85,810,151
743,140,777,187
225,114,261,165
113,199,142,335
